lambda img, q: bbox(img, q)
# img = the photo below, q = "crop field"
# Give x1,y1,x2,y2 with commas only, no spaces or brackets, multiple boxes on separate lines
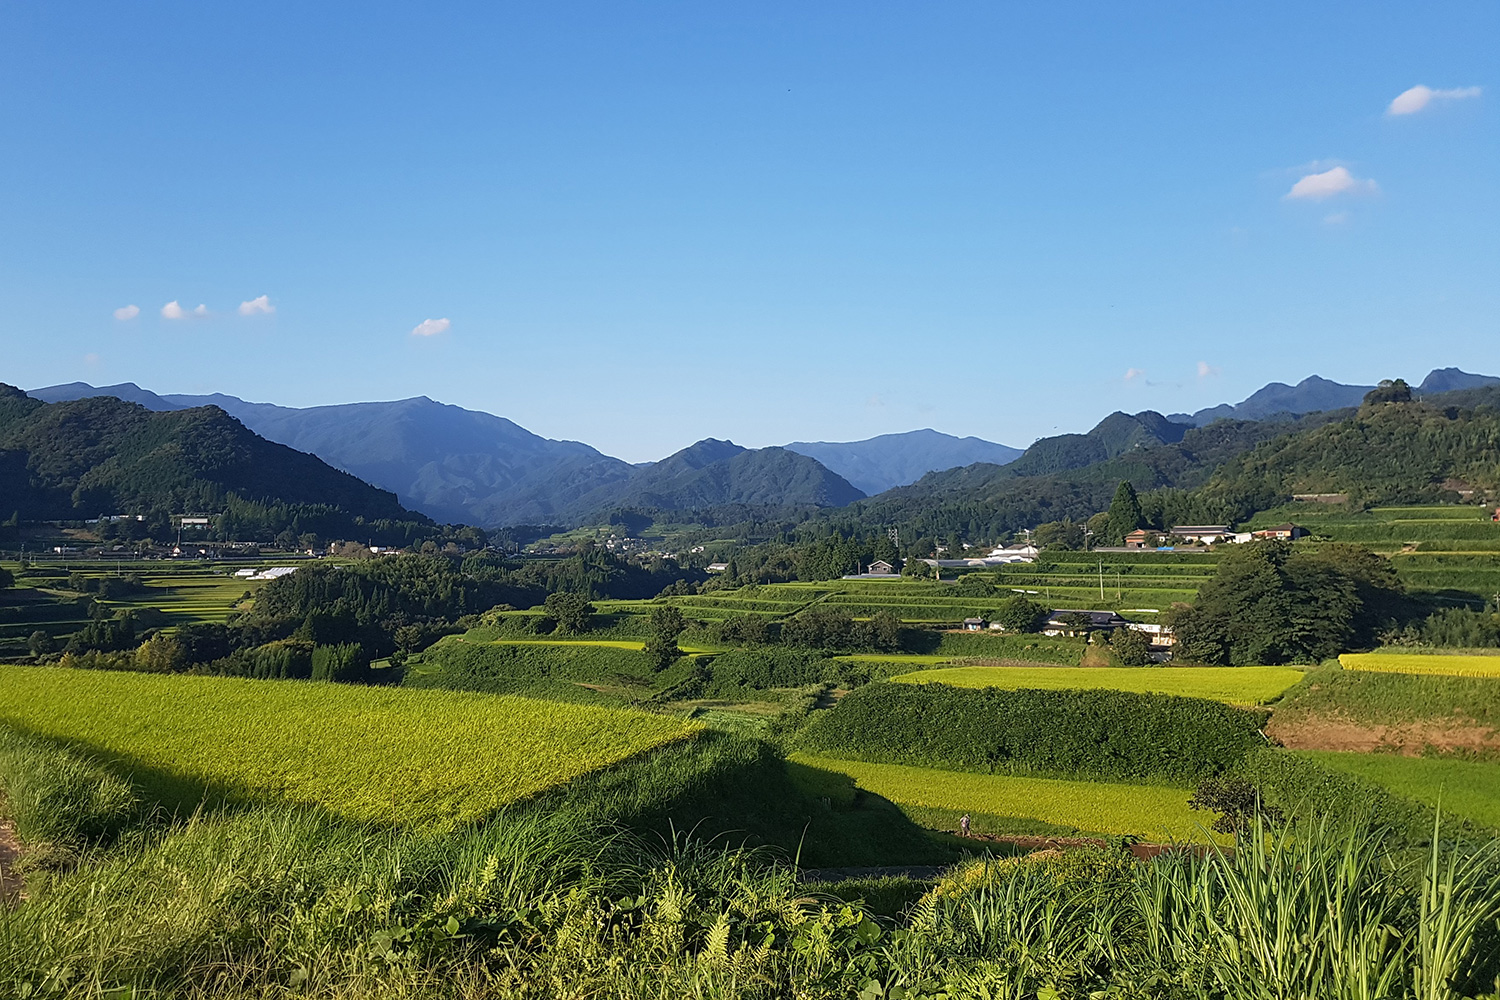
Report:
790,753,1225,843
1297,751,1500,829
0,665,699,826
889,664,1304,705
1340,652,1500,679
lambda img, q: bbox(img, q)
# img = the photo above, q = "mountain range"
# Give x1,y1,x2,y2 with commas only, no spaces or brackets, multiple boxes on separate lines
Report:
1169,368,1500,426
28,383,1018,527
0,384,441,546
27,366,1499,531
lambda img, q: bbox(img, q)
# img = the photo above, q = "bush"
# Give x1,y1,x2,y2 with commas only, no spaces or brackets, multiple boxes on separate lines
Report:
702,648,845,695
1109,627,1152,666
796,682,1268,784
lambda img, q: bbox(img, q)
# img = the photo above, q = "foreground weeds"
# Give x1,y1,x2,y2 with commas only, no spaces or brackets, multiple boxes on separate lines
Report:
3,805,1499,999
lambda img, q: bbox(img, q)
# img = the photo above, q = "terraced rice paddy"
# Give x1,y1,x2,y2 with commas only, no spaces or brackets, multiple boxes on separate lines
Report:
1340,652,1500,679
889,664,1304,705
1298,751,1500,828
0,666,699,826
790,753,1224,843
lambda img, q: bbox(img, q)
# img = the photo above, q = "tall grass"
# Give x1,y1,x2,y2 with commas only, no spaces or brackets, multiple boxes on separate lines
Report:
0,727,138,848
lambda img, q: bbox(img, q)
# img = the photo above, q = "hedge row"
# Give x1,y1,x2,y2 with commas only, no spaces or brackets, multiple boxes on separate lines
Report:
796,682,1268,785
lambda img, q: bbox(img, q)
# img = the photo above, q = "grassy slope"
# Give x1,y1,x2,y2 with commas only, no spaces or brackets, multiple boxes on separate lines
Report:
1272,664,1500,728
890,665,1303,705
0,665,698,826
1296,751,1500,829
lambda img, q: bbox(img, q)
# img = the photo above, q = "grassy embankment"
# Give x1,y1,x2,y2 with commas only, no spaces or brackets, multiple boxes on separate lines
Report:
890,664,1303,705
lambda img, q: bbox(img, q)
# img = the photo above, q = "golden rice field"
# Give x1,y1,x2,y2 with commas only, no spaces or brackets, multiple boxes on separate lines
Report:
1340,652,1500,679
0,666,699,827
789,753,1225,843
889,665,1303,705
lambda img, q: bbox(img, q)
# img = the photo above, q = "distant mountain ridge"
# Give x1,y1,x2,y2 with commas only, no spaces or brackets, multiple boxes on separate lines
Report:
784,430,1022,495
1170,368,1500,426
26,383,866,527
0,383,440,544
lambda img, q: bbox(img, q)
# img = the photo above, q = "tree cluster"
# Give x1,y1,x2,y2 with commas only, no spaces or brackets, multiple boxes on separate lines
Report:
1167,542,1409,665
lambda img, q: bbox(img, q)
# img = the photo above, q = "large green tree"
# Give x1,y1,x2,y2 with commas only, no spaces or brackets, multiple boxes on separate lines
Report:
1105,481,1145,545
1165,542,1401,665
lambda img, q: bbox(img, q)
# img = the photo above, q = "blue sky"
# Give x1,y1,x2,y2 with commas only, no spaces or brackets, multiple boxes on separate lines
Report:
1,2,1494,462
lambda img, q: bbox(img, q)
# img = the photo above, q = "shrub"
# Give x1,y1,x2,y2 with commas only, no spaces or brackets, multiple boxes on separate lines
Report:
702,648,844,695
797,682,1268,784
1109,627,1152,666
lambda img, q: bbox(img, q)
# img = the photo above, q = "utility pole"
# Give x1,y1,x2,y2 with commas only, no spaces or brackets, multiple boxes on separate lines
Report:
1099,558,1105,600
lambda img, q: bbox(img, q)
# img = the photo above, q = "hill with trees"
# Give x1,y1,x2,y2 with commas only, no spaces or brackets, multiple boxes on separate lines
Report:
0,384,459,546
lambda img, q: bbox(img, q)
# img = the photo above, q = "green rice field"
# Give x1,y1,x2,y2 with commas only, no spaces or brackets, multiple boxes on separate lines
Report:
1298,751,1500,829
1340,652,1500,679
889,664,1304,705
790,753,1224,843
0,666,699,826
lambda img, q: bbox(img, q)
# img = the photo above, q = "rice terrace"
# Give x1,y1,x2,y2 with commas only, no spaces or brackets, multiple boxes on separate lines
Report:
5,5,1500,998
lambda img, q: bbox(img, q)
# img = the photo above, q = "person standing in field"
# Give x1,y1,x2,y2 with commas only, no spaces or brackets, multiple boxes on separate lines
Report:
960,814,971,837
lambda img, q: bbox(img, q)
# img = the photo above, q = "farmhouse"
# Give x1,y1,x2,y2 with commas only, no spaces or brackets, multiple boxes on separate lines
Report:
1124,529,1151,549
706,562,731,573
1251,523,1309,541
1041,609,1131,636
1168,525,1233,545
962,617,986,631
867,559,895,575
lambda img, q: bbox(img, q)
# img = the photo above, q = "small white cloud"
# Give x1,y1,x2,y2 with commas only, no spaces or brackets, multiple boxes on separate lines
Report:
411,317,451,337
83,352,101,365
238,295,274,316
1387,84,1482,116
161,300,186,319
113,304,140,321
1124,368,1146,381
192,303,208,317
1323,211,1350,225
1196,361,1221,379
1286,166,1378,201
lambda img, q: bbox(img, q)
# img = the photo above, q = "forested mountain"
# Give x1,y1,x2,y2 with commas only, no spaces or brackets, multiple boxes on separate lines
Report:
1170,368,1499,426
161,393,636,528
0,384,451,545
783,429,1021,495
30,384,863,527
561,439,864,522
1203,388,1500,508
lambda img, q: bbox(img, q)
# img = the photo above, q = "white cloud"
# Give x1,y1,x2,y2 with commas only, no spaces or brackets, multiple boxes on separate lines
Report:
113,304,140,321
1286,166,1378,201
161,300,186,319
83,352,101,365
192,303,208,317
1196,361,1221,379
1387,84,1482,116
1124,368,1146,381
1324,211,1350,226
411,317,451,337
238,295,274,316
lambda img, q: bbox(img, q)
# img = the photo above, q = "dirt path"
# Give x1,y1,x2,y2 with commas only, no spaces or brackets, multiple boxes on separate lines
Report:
1267,713,1500,756
0,818,24,904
